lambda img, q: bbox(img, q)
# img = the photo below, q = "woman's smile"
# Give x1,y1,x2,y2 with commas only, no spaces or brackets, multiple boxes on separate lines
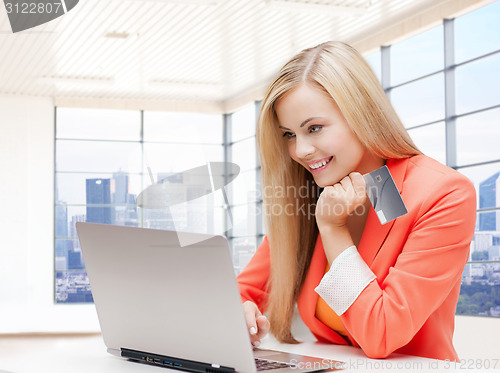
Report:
307,156,333,174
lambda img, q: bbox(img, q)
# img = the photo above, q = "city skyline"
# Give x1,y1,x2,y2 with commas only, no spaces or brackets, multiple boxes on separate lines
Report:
55,168,228,303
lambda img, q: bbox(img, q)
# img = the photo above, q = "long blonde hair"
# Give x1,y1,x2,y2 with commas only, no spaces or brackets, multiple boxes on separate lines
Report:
257,41,421,343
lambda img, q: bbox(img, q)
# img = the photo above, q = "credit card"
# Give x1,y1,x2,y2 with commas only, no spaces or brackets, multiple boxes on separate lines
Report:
363,165,407,225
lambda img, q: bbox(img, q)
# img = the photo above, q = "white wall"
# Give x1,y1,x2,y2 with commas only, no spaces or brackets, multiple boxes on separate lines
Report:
0,96,99,333
454,315,500,359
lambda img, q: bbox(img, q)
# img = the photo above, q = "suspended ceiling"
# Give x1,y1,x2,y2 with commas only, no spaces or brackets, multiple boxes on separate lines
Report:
0,0,493,113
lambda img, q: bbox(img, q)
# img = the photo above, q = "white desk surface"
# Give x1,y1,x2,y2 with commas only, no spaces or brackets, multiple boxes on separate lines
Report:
0,333,496,373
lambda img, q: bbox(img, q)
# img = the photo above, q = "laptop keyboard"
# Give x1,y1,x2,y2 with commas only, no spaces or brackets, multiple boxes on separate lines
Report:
255,358,292,371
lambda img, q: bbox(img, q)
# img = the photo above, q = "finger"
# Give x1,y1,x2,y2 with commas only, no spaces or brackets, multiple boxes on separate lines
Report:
243,302,259,336
349,172,366,200
256,315,270,339
319,185,335,202
339,175,353,193
333,183,344,194
243,302,264,347
253,316,270,348
322,185,335,194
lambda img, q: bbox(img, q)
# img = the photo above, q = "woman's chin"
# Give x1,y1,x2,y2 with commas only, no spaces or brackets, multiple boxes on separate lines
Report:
312,175,331,188
312,173,343,188
314,180,327,188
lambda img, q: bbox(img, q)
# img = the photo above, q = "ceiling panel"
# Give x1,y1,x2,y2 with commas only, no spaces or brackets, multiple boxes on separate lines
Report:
0,0,488,110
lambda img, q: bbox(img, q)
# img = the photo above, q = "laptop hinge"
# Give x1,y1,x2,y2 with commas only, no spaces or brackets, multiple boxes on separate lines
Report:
121,347,236,373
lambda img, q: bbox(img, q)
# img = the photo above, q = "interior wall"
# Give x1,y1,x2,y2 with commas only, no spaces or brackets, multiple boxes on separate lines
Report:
0,96,99,333
454,315,500,359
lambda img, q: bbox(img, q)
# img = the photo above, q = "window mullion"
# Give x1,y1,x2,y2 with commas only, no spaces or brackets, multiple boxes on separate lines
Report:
444,18,457,168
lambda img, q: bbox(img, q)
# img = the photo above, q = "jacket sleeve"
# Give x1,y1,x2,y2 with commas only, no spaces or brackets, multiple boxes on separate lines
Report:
340,175,476,358
236,236,271,313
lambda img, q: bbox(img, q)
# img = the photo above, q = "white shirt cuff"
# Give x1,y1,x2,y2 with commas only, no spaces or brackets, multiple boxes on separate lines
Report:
314,245,376,316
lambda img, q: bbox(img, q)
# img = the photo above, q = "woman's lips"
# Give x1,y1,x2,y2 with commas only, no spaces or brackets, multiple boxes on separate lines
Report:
309,156,333,174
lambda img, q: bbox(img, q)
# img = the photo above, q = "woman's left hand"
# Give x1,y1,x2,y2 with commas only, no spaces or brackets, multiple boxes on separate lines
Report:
315,172,367,230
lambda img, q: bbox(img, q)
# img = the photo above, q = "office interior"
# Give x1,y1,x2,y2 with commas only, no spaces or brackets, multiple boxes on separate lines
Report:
0,0,499,364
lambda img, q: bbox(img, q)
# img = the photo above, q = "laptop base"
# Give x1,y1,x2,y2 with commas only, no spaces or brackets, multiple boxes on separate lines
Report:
121,348,235,373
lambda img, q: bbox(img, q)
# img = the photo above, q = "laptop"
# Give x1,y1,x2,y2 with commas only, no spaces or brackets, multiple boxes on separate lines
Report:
76,222,342,372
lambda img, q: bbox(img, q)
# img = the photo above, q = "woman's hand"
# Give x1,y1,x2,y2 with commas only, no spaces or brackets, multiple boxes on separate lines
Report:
243,301,270,348
315,172,366,230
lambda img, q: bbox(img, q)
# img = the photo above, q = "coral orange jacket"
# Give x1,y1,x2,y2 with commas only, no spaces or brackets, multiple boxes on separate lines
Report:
237,155,477,360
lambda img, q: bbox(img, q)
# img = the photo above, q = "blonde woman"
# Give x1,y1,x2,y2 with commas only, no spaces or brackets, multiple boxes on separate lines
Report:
237,41,476,360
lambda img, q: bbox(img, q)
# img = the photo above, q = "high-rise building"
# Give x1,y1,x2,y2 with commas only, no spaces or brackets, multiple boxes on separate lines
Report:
69,214,86,238
111,171,139,226
489,246,500,261
55,202,68,237
86,178,113,224
55,202,68,270
67,250,84,270
112,170,128,204
479,172,500,231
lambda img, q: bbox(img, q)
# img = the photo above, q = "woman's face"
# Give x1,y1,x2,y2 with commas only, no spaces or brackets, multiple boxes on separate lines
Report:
275,83,384,187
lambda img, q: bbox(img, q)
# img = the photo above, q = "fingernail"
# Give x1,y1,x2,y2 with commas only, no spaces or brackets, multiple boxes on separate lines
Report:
253,341,261,348
249,327,257,335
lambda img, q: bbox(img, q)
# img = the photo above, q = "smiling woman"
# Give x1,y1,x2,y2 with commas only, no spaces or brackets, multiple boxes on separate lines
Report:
236,41,477,361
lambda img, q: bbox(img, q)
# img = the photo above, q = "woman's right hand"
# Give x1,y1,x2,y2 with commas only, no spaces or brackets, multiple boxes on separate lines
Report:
243,301,270,348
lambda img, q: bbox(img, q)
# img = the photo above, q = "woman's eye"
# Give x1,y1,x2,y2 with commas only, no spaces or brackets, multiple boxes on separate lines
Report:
309,125,322,133
282,131,295,139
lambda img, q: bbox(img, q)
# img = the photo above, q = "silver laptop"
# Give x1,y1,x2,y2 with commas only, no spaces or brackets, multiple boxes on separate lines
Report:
76,222,341,372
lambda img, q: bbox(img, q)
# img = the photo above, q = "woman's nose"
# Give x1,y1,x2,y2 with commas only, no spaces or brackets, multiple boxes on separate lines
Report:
294,137,315,159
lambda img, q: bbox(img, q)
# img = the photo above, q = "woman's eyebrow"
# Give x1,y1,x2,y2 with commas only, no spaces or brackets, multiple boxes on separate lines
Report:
279,117,323,131
300,117,319,128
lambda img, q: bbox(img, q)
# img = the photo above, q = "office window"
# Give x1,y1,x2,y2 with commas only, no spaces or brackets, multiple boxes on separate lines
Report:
453,2,500,318
406,122,446,165
455,0,500,64
143,111,223,144
231,104,257,142
391,73,445,128
56,109,141,141
232,237,258,272
232,137,257,173
228,103,260,274
457,163,500,317
55,108,224,303
142,111,224,234
456,108,500,166
55,108,142,303
364,49,381,82
387,1,500,317
455,53,500,115
390,25,444,86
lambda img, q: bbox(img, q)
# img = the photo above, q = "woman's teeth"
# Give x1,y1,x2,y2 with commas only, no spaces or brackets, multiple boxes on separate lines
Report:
310,158,331,170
